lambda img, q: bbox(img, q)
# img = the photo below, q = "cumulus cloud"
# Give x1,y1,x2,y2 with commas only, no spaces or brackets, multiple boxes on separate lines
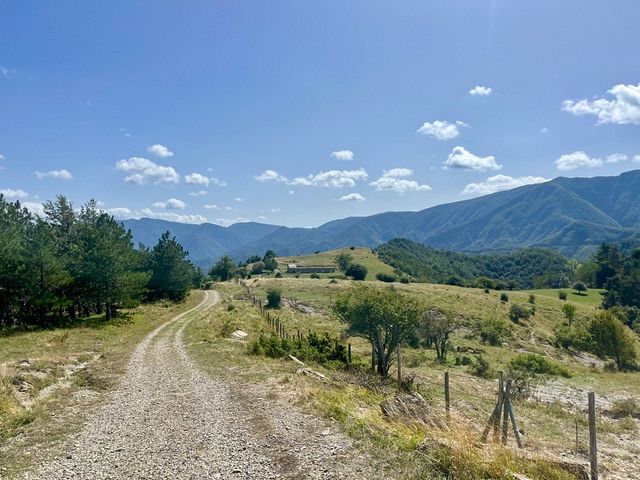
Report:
185,173,210,186
606,153,628,164
555,151,603,171
204,204,232,210
140,208,206,224
116,157,179,185
152,198,187,210
417,120,467,140
35,169,74,180
443,146,502,171
338,193,366,202
331,150,354,161
633,155,640,164
290,169,368,188
147,144,174,158
189,190,208,197
106,207,133,219
215,217,249,227
469,85,492,96
370,169,431,194
461,174,549,195
254,170,288,182
0,188,29,199
562,83,640,125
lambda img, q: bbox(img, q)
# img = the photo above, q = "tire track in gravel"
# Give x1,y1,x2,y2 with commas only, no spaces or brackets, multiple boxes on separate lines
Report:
21,291,382,479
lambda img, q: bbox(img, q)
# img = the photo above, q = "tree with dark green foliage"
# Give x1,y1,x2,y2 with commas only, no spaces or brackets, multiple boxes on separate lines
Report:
148,231,194,301
262,250,278,271
589,311,637,370
266,288,282,308
209,255,235,281
594,243,622,288
333,285,423,376
335,252,353,272
509,304,532,323
572,281,587,295
420,309,461,361
346,263,367,281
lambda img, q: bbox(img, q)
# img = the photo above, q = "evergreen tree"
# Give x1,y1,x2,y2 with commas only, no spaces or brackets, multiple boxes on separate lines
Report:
148,231,194,301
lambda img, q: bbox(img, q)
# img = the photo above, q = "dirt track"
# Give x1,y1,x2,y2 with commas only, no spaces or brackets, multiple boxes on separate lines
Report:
21,291,379,479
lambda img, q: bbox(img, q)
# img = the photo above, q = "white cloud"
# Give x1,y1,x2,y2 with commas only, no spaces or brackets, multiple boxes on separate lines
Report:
370,169,431,194
632,155,640,164
540,127,549,134
338,193,366,202
0,188,29,199
23,202,45,216
270,208,280,213
290,168,368,188
288,190,294,195
254,170,288,182
185,173,210,186
116,157,179,185
443,146,502,171
140,208,206,224
461,175,549,195
606,153,628,164
469,85,492,96
562,83,640,125
0,153,4,160
331,150,354,161
215,217,249,227
417,120,467,140
147,144,174,158
152,198,187,210
234,197,244,202
189,190,208,197
210,177,227,187
555,151,603,171
257,215,268,221
106,207,133,219
35,169,74,180
1,66,19,79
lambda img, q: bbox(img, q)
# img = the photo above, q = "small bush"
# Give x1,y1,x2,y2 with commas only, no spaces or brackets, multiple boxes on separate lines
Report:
509,304,532,323
508,353,571,398
500,292,509,302
328,278,338,284
528,294,536,304
266,288,282,309
455,355,473,366
275,272,283,278
610,398,639,418
350,246,355,250
376,272,397,283
561,303,576,323
294,273,300,278
310,273,320,279
469,355,493,378
248,332,348,365
345,263,368,281
558,290,567,301
400,277,410,284
484,288,490,294
478,317,511,346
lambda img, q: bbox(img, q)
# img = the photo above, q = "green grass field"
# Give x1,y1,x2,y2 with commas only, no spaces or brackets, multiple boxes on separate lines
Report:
195,278,640,479
525,288,605,306
276,246,396,280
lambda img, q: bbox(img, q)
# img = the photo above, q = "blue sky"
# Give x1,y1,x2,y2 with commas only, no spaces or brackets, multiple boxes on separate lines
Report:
1,1,639,227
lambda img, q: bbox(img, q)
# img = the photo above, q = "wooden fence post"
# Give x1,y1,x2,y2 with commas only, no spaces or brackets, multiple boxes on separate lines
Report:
348,343,352,363
589,392,598,480
501,379,512,445
444,371,450,415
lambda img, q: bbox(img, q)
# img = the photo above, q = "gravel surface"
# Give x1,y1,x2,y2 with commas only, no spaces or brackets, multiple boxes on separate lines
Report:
21,291,382,479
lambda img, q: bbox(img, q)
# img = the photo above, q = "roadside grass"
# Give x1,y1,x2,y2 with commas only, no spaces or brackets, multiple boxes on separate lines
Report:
525,288,605,306
277,246,396,280
0,291,203,477
186,281,635,479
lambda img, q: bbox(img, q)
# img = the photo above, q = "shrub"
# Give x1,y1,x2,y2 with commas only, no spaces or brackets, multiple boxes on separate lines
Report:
455,355,473,366
469,355,493,378
275,272,283,278
554,322,591,350
376,272,397,283
328,278,338,284
247,332,348,364
350,246,355,250
509,304,532,323
484,288,490,294
251,261,265,274
400,277,410,284
558,290,567,301
561,303,577,323
589,311,637,370
610,398,639,418
528,294,536,304
500,293,509,302
478,317,511,346
310,273,320,279
345,263,368,281
508,353,571,398
294,273,300,278
573,281,588,295
266,288,282,309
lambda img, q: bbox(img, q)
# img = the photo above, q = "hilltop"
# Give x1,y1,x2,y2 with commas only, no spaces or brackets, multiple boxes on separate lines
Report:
123,170,640,267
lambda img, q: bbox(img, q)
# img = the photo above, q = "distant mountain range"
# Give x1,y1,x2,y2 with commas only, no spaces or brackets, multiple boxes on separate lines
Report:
122,170,640,267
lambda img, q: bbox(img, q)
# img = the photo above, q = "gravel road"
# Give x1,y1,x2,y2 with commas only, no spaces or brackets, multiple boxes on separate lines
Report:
22,291,382,479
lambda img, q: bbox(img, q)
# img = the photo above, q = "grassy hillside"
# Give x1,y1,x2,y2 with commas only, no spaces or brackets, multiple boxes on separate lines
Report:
277,246,396,280
526,288,606,306
188,278,640,479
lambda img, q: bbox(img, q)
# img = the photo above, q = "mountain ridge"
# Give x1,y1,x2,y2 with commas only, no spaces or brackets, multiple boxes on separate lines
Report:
122,170,640,267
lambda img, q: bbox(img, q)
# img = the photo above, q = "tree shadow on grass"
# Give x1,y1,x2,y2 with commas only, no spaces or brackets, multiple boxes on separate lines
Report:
0,312,136,338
